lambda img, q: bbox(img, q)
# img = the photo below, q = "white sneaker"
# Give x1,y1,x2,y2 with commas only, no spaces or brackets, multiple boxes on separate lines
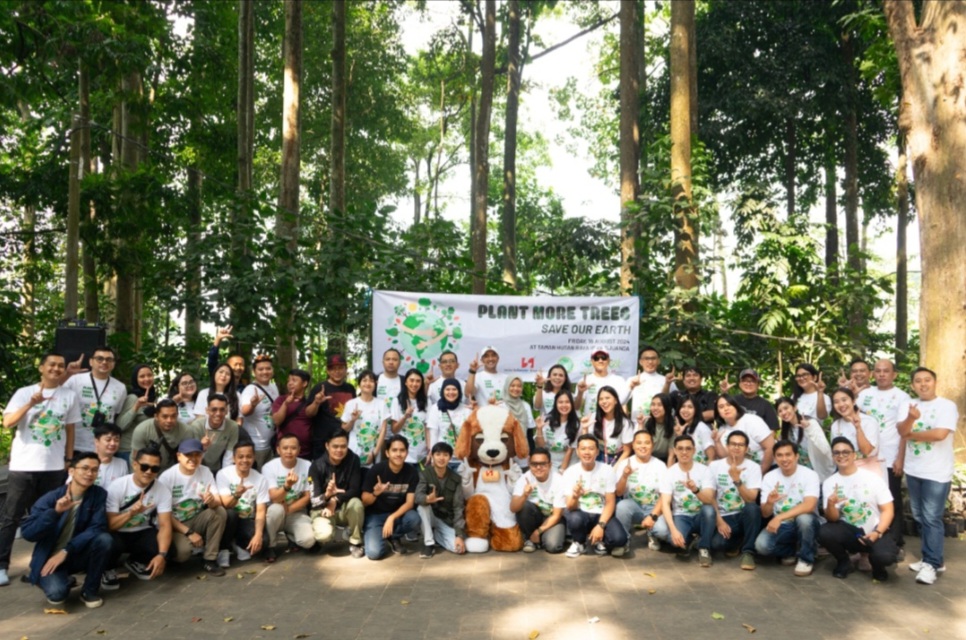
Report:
217,549,231,568
794,560,813,577
594,542,608,556
916,564,938,585
234,544,252,562
647,536,661,551
565,542,585,558
908,561,946,573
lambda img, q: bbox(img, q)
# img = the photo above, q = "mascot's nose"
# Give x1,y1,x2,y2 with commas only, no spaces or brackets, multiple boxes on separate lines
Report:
486,449,500,459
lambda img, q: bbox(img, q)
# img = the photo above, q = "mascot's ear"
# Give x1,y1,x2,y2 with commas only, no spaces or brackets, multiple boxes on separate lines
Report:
508,415,529,459
455,410,478,460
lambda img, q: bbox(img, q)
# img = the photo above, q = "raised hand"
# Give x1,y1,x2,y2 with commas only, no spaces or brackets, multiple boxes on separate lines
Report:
838,369,850,389
815,371,826,393
351,408,362,422
372,475,390,496
728,461,742,483
469,353,480,372
827,483,842,509
135,389,151,410
665,365,677,383
684,471,698,493
66,353,88,375
202,487,219,507
250,388,262,405
674,417,684,436
285,469,299,490
572,477,585,499
577,375,589,392
55,491,81,514
234,483,251,498
215,325,233,346
313,389,329,405
425,365,436,384
534,415,545,432
534,370,546,387
426,485,444,504
580,414,593,433
907,403,921,422
30,386,45,406
719,374,733,393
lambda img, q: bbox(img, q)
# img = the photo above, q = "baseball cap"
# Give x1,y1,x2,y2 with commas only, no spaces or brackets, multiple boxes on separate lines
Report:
178,438,205,454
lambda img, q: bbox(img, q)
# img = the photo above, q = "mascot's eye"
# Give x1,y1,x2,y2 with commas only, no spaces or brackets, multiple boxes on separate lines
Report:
474,434,485,442
500,433,509,441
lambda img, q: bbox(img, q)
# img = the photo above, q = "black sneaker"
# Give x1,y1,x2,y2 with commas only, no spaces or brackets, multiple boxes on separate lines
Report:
80,591,104,609
389,538,406,555
420,545,435,559
349,544,365,559
124,560,152,581
203,562,226,577
264,547,277,564
872,568,889,582
100,569,120,591
833,559,855,579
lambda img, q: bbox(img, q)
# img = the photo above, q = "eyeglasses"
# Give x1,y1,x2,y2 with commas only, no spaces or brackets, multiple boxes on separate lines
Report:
439,359,457,365
137,463,162,473
641,356,658,361
179,380,197,387
530,461,550,467
92,356,115,363
727,442,748,448
831,450,854,457
794,373,811,379
592,355,609,362
73,465,99,474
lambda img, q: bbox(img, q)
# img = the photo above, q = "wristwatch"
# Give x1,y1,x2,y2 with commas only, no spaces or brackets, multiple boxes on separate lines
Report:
734,479,743,487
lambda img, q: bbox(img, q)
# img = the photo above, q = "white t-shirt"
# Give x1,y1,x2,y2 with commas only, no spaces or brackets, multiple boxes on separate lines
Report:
598,417,635,459
628,371,676,420
216,465,271,519
830,414,880,460
708,458,762,516
823,468,893,534
95,457,129,489
427,377,467,407
760,465,820,515
512,470,565,516
159,465,217,524
661,462,712,516
614,456,667,508
472,371,507,405
342,396,389,461
64,374,126,453
6,384,82,472
796,391,831,421
427,404,471,450
541,422,574,471
560,462,616,515
904,397,958,483
260,458,312,504
376,375,401,410
390,398,429,463
193,388,244,417
106,474,173,532
239,382,279,451
581,373,629,417
719,414,772,464
857,386,911,467
687,422,715,464
176,401,196,423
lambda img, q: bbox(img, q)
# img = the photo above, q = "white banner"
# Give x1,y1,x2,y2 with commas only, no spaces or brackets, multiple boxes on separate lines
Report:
371,291,640,381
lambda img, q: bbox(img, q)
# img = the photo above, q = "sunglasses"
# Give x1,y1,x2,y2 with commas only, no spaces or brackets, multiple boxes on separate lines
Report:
831,450,854,457
592,355,609,362
138,463,162,473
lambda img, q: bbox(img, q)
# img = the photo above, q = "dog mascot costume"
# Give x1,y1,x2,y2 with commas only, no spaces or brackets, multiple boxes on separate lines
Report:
455,404,529,553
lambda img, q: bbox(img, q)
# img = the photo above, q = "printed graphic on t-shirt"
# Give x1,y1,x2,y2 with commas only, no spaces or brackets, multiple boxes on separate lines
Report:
402,415,426,448
832,485,874,528
29,408,67,447
674,482,703,513
628,472,659,507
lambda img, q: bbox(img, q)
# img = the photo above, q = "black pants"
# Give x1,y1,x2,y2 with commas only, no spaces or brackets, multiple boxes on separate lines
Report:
111,528,160,566
887,468,904,547
818,520,897,574
0,470,67,569
516,501,566,553
223,509,265,550
564,510,629,549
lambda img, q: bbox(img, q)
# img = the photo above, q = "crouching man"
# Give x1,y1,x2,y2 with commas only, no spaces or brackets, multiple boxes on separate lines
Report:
415,442,467,558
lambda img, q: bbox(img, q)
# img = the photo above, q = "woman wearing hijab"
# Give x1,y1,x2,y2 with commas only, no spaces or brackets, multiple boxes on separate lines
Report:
427,378,472,469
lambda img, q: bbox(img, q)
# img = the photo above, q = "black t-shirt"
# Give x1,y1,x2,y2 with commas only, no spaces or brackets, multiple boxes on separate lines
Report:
733,394,779,432
671,388,717,418
308,380,356,445
361,461,418,515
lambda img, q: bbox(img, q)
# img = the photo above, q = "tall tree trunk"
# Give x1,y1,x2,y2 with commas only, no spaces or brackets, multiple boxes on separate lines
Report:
66,104,82,318
885,0,966,461
471,0,496,294
185,159,203,349
619,0,641,297
841,34,861,275
80,63,97,322
895,129,909,364
501,0,522,290
688,5,698,136
276,0,302,369
670,0,698,293
467,19,477,278
413,157,421,225
329,0,348,356
784,118,796,218
114,71,142,340
824,158,839,269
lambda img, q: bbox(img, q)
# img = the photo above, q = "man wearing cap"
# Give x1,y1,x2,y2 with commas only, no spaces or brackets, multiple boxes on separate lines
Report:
308,353,357,460
721,369,779,432
577,349,629,417
158,439,227,575
188,393,240,475
466,346,507,406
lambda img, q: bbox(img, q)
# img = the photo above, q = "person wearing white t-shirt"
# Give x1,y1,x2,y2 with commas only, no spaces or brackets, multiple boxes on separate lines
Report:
791,363,830,421
830,387,881,479
898,367,959,585
560,435,628,557
576,349,629,417
426,379,471,454
535,389,581,471
581,386,634,465
105,443,174,581
754,439,821,577
651,435,716,561
239,355,279,469
818,437,897,582
158,439,227,574
702,430,762,569
614,430,667,554
859,359,911,552
0,352,81,586
390,370,430,464
93,423,129,489
465,346,507,406
217,442,271,562
510,447,566,553
533,364,578,418
774,398,834,482
713,395,775,474
342,371,390,465
64,346,127,454
628,345,677,421
426,350,467,406
375,348,402,409
167,372,199,425
261,434,315,560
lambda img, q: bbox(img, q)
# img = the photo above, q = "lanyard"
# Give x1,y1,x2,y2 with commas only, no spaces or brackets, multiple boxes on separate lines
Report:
90,373,109,409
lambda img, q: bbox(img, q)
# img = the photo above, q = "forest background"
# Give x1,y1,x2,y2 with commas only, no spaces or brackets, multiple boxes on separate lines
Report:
1,0,964,462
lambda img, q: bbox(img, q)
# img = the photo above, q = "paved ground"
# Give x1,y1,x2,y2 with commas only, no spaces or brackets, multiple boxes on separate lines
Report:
2,531,964,640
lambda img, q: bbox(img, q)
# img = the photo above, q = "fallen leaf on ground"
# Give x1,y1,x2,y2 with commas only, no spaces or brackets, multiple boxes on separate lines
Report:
261,625,277,631
20,636,29,639
711,612,725,620
96,631,106,636
643,571,656,578
224,617,233,622
588,617,600,624
43,609,68,615
294,634,311,639
191,617,202,623
245,570,258,574
742,623,756,633
196,574,207,581
529,631,540,639
237,573,244,579
400,600,410,605
647,589,657,595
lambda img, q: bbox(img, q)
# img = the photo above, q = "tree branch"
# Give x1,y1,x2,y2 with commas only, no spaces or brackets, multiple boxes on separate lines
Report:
528,11,619,63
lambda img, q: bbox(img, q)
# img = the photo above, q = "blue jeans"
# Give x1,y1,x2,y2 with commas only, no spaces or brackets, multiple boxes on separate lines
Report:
906,475,950,569
39,532,113,600
651,506,715,549
700,503,762,554
363,510,421,560
417,505,459,553
563,510,628,549
754,513,819,563
614,498,657,538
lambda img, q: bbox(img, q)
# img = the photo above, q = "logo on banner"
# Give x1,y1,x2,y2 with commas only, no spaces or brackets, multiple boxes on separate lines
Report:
385,298,463,374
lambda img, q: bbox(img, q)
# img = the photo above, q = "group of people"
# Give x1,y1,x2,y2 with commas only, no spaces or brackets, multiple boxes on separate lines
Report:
0,331,958,610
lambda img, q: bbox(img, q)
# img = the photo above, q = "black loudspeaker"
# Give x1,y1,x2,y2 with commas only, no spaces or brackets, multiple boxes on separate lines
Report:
54,322,107,368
